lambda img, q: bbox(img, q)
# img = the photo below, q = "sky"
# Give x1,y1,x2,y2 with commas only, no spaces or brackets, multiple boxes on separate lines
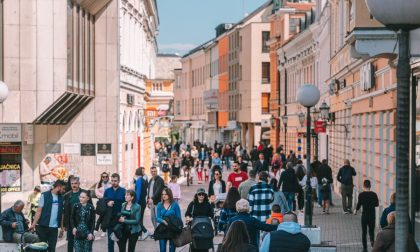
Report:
156,0,268,55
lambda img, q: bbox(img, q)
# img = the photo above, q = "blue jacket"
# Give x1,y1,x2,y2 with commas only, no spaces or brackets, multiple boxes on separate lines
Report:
0,208,29,242
380,204,395,228
156,202,182,224
227,212,276,247
104,187,126,214
260,222,310,252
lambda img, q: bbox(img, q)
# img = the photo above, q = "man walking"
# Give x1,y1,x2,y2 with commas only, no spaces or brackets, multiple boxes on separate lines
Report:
337,159,357,214
254,153,269,174
238,169,257,199
147,166,165,229
29,179,66,252
278,162,299,211
248,171,274,222
134,167,149,240
354,180,379,252
62,177,91,252
104,173,126,252
227,161,248,189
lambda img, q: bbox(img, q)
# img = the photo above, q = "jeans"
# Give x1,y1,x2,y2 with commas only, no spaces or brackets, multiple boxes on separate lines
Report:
341,184,354,212
361,214,375,250
66,229,74,252
159,239,176,252
225,157,231,170
283,192,295,211
107,228,115,252
150,202,157,229
37,226,58,252
317,185,323,205
12,232,39,244
118,231,139,252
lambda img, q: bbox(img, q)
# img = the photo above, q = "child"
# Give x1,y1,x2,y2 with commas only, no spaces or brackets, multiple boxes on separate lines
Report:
355,180,379,252
168,175,181,203
266,204,283,225
196,160,203,184
321,177,331,214
204,164,209,182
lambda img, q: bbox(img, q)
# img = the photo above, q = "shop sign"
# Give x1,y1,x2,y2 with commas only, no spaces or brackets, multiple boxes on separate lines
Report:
0,124,21,142
314,120,326,133
0,142,22,192
63,143,81,155
97,144,112,165
203,90,218,105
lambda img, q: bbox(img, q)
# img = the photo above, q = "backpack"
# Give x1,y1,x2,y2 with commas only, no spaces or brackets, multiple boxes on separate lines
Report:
162,163,170,173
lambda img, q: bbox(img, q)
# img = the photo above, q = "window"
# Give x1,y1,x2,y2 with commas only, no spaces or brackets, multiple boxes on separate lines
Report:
67,2,95,95
262,31,270,53
262,93,270,114
262,62,270,84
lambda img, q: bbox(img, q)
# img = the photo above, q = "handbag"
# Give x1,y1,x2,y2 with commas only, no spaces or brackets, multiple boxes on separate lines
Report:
172,226,192,247
75,223,89,240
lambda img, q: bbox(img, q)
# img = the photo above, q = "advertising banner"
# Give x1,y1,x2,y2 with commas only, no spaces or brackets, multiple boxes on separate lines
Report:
0,142,22,192
97,144,112,165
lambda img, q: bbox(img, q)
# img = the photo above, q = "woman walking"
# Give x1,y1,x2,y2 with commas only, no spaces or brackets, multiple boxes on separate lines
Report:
208,169,226,203
156,188,182,252
118,190,141,252
94,172,111,199
218,187,240,233
70,191,95,252
216,221,257,252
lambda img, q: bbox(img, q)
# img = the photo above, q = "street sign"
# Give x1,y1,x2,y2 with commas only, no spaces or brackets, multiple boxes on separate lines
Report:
314,120,326,133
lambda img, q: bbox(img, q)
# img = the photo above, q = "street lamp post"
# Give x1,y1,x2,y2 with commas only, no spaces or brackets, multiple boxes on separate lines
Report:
312,108,320,158
0,80,9,213
297,84,320,227
364,1,420,250
281,115,288,152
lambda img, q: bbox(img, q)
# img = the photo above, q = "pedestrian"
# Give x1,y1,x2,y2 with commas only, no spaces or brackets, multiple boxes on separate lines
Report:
250,146,259,167
95,172,111,199
70,191,95,252
170,154,181,178
278,162,299,211
63,176,92,252
337,159,357,214
269,178,289,215
167,175,181,203
185,188,214,252
212,153,222,167
238,169,257,200
237,156,248,173
316,159,333,207
117,190,141,252
0,200,39,244
29,179,66,252
260,212,311,252
222,145,233,170
134,168,150,241
218,187,240,233
248,171,274,222
198,146,207,166
270,154,282,182
191,146,199,161
380,192,395,228
227,161,249,190
204,164,210,182
265,204,283,225
216,220,258,252
182,152,195,183
295,160,306,212
354,180,379,252
254,153,269,174
148,166,165,229
25,186,41,225
196,160,203,184
104,173,126,252
156,188,182,252
226,199,276,248
372,211,418,252
161,158,171,184
299,169,318,213
208,169,226,203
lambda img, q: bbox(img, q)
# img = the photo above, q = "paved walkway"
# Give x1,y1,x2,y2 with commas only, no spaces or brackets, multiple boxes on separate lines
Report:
54,173,371,252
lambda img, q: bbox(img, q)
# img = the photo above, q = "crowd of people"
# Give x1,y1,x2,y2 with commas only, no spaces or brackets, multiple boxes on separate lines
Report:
0,140,417,252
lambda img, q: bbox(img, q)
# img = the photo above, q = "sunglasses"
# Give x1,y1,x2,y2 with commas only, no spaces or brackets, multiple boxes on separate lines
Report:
215,173,221,176
102,176,108,178
197,193,206,196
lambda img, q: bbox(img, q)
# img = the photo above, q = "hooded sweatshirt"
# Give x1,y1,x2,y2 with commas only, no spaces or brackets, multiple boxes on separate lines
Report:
260,222,311,252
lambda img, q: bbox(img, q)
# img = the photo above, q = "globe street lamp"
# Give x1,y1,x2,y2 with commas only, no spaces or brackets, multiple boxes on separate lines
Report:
297,84,320,227
365,1,420,250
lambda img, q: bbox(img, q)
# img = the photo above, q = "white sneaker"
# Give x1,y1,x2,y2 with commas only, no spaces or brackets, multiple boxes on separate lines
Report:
139,231,149,241
100,232,107,237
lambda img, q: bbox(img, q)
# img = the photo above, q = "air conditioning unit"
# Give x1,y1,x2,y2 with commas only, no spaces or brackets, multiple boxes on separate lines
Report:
127,94,135,105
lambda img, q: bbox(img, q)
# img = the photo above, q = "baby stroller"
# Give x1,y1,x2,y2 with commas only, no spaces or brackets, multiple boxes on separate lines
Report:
190,216,215,251
19,233,48,252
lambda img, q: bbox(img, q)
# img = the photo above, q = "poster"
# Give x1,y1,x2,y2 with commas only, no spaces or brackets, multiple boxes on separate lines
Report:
81,144,96,156
46,143,61,154
97,144,112,165
0,142,22,192
39,154,81,184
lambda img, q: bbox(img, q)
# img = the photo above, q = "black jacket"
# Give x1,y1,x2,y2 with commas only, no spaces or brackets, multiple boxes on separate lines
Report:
63,189,92,228
95,198,113,231
254,160,269,173
185,201,213,219
149,176,165,205
70,203,96,234
208,180,226,197
337,165,356,185
279,167,299,193
0,207,29,242
316,164,333,184
217,243,258,252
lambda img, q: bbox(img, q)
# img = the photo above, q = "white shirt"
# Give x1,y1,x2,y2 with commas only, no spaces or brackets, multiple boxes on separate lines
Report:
213,181,222,197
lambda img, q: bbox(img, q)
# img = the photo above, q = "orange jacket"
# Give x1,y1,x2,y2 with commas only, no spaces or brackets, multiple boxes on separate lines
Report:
266,213,283,224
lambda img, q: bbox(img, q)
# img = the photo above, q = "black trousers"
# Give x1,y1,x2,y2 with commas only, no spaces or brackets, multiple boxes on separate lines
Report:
140,204,147,233
361,214,375,250
297,188,304,210
118,231,140,252
37,225,58,252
